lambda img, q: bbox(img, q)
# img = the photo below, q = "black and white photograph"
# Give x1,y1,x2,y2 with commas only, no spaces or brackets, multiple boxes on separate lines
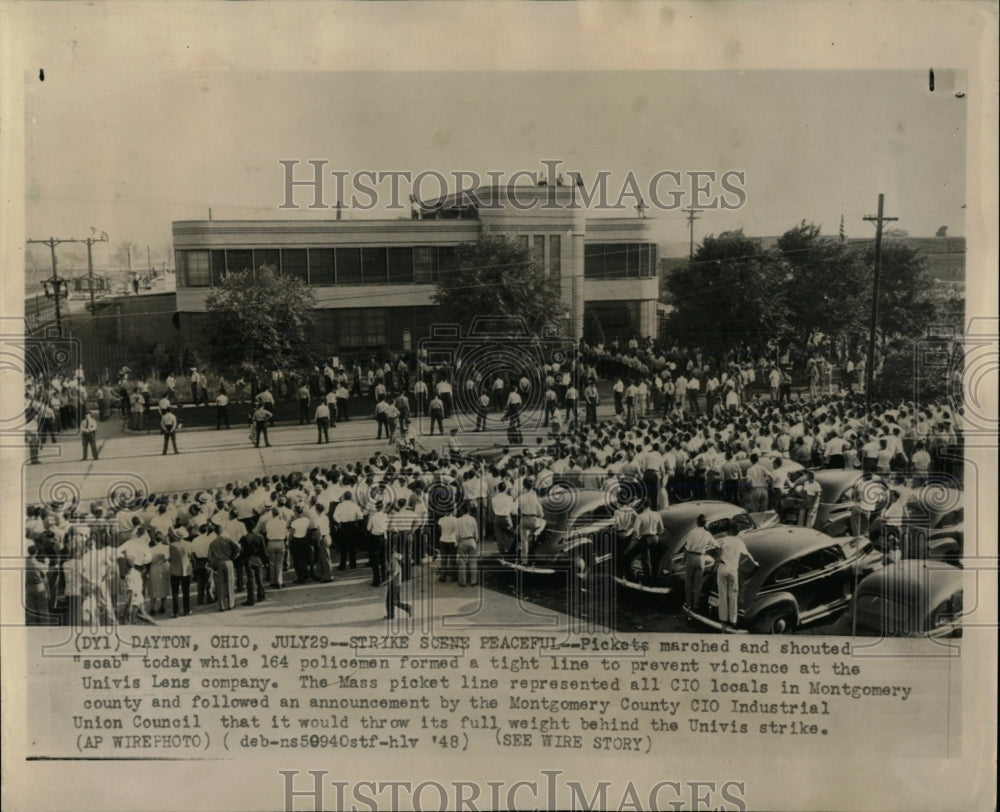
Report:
2,3,996,811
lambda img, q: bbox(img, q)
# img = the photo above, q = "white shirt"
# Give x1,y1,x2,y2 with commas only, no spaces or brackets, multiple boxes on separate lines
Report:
491,492,514,518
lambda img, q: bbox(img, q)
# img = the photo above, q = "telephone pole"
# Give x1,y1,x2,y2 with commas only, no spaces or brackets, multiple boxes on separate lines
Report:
27,231,109,331
26,237,70,335
684,207,702,260
84,232,110,313
862,194,898,409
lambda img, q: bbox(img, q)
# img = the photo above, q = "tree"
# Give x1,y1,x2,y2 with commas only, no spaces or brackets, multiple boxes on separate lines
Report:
864,239,937,343
203,265,316,379
776,221,869,353
663,230,789,357
433,235,564,336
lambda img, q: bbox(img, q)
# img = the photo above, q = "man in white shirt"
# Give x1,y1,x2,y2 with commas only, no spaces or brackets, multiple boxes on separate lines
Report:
716,531,758,627
794,471,823,528
681,514,716,611
367,502,389,586
744,454,771,512
490,482,515,553
215,391,230,430
624,499,663,585
80,410,99,460
332,492,364,570
454,503,480,587
515,479,543,560
263,508,289,589
437,509,458,583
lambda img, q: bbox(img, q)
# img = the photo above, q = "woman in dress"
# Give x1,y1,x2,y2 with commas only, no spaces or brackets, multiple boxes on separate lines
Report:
147,531,171,615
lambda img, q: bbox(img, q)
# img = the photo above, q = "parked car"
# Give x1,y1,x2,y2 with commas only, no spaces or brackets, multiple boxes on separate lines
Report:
615,500,780,594
832,560,964,637
869,484,963,565
495,485,624,575
684,525,883,634
778,469,886,536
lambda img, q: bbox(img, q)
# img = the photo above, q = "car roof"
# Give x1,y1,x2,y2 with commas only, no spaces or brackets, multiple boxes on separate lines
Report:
856,560,963,600
540,487,609,516
901,487,963,520
812,468,864,496
659,500,745,530
740,525,844,569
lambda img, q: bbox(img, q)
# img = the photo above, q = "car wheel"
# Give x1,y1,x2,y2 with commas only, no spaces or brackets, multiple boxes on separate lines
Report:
756,607,797,634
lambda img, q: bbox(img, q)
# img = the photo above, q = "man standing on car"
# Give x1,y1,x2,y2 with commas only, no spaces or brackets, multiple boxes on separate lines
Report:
681,514,715,612
795,470,823,528
716,530,758,628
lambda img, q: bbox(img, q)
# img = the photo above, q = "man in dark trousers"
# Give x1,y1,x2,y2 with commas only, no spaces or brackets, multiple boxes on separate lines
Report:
251,403,273,448
80,410,99,461
332,491,364,571
215,390,230,430
160,407,180,455
240,528,268,606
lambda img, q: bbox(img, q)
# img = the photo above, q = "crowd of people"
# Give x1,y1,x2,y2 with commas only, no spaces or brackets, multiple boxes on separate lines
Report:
22,332,965,628
24,374,963,627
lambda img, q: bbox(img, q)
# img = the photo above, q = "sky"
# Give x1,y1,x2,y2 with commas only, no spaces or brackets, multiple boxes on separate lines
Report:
20,55,968,282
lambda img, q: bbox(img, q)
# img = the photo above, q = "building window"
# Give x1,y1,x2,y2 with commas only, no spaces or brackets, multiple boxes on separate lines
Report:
254,248,280,273
549,234,561,275
518,235,530,251
178,250,210,287
309,249,335,285
584,243,657,279
337,308,386,349
533,235,545,263
227,249,254,275
413,246,435,283
584,243,605,279
281,249,309,283
364,309,386,346
604,244,627,277
387,247,413,284
338,310,364,347
362,247,388,284
211,250,227,286
336,248,362,285
626,244,639,278
438,246,456,275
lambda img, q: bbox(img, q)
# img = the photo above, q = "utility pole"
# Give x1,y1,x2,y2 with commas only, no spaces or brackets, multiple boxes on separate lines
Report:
862,194,898,410
84,232,109,313
28,232,109,331
684,207,702,260
27,237,71,335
